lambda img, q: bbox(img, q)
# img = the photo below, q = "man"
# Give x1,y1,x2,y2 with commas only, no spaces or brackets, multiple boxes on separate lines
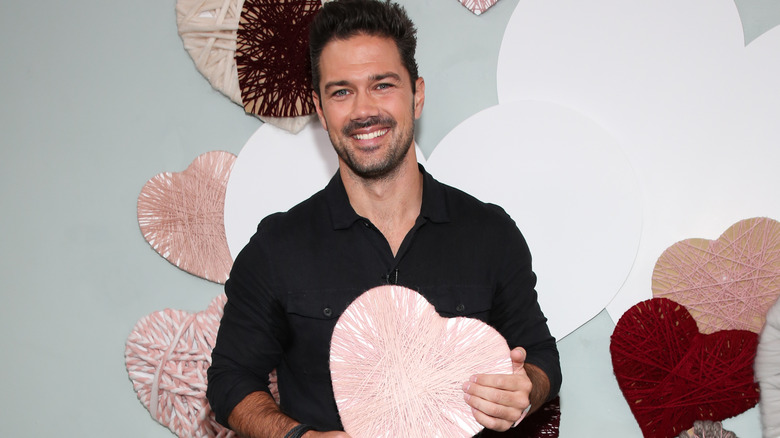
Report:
207,1,561,437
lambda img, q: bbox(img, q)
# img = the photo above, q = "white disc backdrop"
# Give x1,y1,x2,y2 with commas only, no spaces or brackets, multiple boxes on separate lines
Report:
425,100,642,340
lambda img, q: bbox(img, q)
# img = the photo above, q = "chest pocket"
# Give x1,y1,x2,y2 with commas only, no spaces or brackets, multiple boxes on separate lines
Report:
418,285,494,322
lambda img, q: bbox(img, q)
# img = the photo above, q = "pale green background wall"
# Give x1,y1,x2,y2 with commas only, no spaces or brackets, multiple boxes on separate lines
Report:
1,0,777,436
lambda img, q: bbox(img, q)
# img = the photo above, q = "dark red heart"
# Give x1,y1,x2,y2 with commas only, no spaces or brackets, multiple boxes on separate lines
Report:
610,298,759,438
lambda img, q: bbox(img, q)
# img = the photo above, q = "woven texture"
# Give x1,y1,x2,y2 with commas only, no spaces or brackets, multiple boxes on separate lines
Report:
137,151,235,284
653,217,780,334
756,297,780,437
125,294,234,438
611,298,759,438
236,0,321,118
330,285,512,438
458,0,499,15
175,0,316,133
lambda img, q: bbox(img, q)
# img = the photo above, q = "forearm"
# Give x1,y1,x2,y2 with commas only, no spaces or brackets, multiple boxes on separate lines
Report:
228,391,298,438
523,362,551,415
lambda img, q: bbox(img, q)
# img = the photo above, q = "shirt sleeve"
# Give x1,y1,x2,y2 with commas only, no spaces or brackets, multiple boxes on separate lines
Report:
490,216,562,402
206,222,289,427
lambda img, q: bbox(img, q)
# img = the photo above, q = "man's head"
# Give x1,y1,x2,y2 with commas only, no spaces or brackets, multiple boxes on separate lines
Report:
309,0,419,97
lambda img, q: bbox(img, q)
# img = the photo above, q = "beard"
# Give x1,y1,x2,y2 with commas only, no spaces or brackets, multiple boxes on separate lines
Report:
328,114,415,181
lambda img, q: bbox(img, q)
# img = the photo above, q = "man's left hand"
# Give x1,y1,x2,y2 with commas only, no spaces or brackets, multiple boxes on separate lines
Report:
462,347,533,432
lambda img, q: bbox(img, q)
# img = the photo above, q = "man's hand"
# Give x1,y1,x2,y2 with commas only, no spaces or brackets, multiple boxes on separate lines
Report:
462,347,548,432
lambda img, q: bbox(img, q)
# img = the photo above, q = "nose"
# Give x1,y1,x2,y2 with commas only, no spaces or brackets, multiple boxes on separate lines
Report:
350,91,380,121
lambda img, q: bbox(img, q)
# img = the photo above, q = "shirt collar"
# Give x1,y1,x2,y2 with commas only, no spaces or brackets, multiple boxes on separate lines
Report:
325,163,451,230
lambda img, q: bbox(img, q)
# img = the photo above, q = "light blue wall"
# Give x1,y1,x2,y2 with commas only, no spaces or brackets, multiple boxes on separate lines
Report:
0,0,776,436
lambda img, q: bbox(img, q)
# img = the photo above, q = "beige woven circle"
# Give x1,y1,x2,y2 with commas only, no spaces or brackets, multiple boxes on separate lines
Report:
175,0,315,133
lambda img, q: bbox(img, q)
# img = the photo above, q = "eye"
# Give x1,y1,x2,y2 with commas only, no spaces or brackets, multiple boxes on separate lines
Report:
332,89,350,98
375,83,394,90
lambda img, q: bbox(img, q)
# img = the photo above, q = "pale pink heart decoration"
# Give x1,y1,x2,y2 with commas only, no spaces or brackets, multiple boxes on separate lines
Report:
138,151,235,284
330,285,513,438
653,217,780,334
458,0,500,16
125,294,235,438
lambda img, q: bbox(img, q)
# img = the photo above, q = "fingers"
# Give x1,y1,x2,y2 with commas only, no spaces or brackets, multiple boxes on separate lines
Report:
462,373,531,431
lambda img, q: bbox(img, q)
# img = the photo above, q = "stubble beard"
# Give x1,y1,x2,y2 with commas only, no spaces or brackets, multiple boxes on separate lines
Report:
330,115,414,181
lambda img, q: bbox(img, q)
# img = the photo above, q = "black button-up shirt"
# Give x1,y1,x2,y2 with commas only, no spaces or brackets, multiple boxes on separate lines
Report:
207,165,561,431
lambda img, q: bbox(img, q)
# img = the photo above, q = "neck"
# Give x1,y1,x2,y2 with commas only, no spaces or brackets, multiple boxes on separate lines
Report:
340,148,423,255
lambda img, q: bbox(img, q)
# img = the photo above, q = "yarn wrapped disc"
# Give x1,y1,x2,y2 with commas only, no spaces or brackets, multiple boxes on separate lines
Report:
236,0,321,118
755,297,780,437
175,0,315,133
125,294,234,438
610,297,759,438
330,285,512,438
652,217,780,334
137,151,236,284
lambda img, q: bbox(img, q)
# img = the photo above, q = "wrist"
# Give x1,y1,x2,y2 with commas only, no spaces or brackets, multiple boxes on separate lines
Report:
284,423,314,438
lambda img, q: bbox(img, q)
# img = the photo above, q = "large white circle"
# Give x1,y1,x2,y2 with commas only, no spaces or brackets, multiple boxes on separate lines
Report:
426,100,642,340
224,122,337,259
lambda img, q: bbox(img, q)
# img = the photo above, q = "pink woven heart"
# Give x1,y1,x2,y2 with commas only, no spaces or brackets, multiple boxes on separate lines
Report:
458,0,499,15
653,217,780,334
137,151,236,284
125,294,234,438
330,285,513,438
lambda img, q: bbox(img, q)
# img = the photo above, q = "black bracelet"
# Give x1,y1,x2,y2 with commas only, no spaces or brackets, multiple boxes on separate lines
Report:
284,423,314,438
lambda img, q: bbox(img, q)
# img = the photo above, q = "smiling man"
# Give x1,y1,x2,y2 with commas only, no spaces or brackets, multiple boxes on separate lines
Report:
206,1,561,437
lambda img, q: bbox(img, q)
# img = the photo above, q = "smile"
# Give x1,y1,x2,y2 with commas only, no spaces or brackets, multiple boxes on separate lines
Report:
353,129,388,140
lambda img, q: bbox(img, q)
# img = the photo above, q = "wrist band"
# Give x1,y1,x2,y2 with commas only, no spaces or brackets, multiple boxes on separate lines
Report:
512,404,532,428
284,423,314,438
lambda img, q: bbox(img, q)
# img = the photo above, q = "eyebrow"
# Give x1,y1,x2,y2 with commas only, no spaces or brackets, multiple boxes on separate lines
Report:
323,72,403,92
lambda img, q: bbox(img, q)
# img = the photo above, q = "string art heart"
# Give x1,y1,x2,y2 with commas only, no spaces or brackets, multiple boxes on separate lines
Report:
458,0,500,16
125,294,234,438
137,151,236,284
610,297,759,438
330,285,512,438
653,217,780,334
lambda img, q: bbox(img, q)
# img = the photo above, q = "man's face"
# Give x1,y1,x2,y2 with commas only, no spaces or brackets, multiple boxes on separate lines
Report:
312,34,425,181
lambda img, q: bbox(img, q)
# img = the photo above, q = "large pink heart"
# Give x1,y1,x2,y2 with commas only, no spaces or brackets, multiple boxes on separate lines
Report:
330,285,513,438
137,151,236,284
125,294,234,438
458,0,500,15
653,217,780,333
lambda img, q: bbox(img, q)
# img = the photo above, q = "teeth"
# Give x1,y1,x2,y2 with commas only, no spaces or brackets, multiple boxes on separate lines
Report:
354,129,388,140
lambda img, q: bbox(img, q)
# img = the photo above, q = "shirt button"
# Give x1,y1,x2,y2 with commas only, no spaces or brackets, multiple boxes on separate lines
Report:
323,307,333,317
456,303,465,313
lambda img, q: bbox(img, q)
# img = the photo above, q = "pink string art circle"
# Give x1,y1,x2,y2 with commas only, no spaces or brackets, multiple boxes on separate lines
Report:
125,294,234,438
137,151,236,284
330,285,512,438
653,217,780,334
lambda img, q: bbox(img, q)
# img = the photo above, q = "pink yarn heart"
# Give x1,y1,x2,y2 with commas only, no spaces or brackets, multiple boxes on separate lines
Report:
458,0,499,15
125,294,234,438
330,285,513,438
137,151,236,284
653,217,780,334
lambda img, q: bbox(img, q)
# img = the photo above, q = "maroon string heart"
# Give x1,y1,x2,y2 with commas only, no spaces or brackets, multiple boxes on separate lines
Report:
610,298,759,438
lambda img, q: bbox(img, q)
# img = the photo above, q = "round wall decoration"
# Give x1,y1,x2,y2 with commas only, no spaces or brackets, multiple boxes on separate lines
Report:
236,0,321,118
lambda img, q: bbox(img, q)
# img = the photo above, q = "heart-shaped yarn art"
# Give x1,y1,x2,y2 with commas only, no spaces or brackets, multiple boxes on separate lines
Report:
458,0,500,15
330,285,512,438
175,0,314,134
125,294,234,438
138,151,235,284
610,297,759,438
653,217,780,334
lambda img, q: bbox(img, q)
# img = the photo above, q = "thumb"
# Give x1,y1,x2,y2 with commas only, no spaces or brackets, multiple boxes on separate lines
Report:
510,347,527,373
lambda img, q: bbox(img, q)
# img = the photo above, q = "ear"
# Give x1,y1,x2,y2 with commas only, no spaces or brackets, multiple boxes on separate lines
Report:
413,77,425,120
312,90,328,131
